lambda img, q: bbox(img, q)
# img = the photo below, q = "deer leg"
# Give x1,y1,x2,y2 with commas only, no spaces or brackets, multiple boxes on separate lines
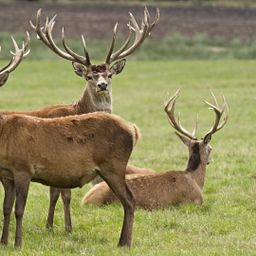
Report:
14,173,31,248
1,179,15,245
60,189,72,233
46,187,61,229
99,166,135,247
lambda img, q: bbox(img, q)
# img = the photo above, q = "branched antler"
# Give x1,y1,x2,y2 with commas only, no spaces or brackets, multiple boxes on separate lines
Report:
0,31,30,76
31,8,159,67
203,90,229,141
164,89,198,140
164,90,228,143
30,9,91,67
105,7,160,64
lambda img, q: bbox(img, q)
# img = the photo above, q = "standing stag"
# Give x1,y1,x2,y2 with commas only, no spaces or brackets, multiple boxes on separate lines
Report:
30,7,159,232
0,33,139,248
0,7,159,244
82,90,229,209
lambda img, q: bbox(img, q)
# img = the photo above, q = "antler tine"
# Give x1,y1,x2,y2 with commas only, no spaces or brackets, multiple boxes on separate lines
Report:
164,89,197,140
105,22,118,64
107,7,160,64
215,95,229,131
11,31,30,56
6,37,24,73
22,31,31,57
146,7,160,35
129,11,141,32
210,89,219,108
30,9,53,50
61,27,89,66
43,16,49,34
0,33,30,75
45,17,76,62
144,6,150,27
81,34,91,66
204,92,229,139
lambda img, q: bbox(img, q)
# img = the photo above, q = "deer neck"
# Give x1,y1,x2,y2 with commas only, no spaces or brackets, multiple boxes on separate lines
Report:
74,84,112,114
185,144,207,190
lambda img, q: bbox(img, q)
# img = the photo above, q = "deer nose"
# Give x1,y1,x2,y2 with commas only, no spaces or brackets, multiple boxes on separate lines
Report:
98,82,108,91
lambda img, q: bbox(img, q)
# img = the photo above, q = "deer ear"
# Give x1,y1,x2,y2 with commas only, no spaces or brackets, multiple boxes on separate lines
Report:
0,72,9,87
203,134,212,144
72,62,86,77
110,59,126,75
175,132,190,146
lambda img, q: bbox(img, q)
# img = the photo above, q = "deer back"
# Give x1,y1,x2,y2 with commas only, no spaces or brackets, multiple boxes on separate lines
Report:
0,112,140,188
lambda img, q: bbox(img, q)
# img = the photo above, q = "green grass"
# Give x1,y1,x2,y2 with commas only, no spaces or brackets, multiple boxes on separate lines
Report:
0,60,255,255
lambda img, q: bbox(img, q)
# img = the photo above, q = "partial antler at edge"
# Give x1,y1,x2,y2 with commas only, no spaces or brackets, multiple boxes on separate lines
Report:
0,31,30,76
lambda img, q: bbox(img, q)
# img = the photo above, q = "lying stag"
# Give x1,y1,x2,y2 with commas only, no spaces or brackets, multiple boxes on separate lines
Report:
82,89,228,209
0,110,140,248
0,6,159,241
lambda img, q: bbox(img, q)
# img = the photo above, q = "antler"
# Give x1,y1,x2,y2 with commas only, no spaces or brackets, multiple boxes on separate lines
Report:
105,7,160,65
164,89,198,140
203,91,229,141
30,9,91,67
0,31,30,76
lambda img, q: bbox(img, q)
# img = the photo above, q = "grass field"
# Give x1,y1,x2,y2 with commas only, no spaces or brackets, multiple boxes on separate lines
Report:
0,60,255,255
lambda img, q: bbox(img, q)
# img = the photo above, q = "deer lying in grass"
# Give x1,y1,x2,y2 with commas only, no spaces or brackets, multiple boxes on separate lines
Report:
0,7,159,241
82,90,229,209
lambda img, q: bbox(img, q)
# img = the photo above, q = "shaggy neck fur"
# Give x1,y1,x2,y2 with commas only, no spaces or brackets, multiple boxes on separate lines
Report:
74,84,112,114
186,143,206,189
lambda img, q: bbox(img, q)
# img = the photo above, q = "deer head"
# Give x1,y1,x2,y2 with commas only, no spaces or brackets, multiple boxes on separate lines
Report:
164,89,229,170
0,32,30,87
30,8,159,96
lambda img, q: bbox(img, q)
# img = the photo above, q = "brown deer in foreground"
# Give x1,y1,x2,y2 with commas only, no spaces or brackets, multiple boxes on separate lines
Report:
0,109,140,248
82,90,229,209
0,7,159,242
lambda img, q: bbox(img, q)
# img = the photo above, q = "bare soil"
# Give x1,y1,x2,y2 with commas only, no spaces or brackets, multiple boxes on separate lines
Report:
0,2,256,42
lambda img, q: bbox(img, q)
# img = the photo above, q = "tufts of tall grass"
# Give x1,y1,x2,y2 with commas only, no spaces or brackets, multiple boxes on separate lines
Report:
1,32,256,61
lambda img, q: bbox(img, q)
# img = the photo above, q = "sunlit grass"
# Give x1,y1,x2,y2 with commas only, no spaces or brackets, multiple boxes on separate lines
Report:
0,60,255,255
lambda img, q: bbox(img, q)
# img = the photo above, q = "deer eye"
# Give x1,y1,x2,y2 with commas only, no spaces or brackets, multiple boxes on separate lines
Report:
108,74,112,78
87,75,93,80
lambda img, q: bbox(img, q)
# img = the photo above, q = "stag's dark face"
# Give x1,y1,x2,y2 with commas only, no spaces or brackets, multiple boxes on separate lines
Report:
187,140,212,168
176,134,213,171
